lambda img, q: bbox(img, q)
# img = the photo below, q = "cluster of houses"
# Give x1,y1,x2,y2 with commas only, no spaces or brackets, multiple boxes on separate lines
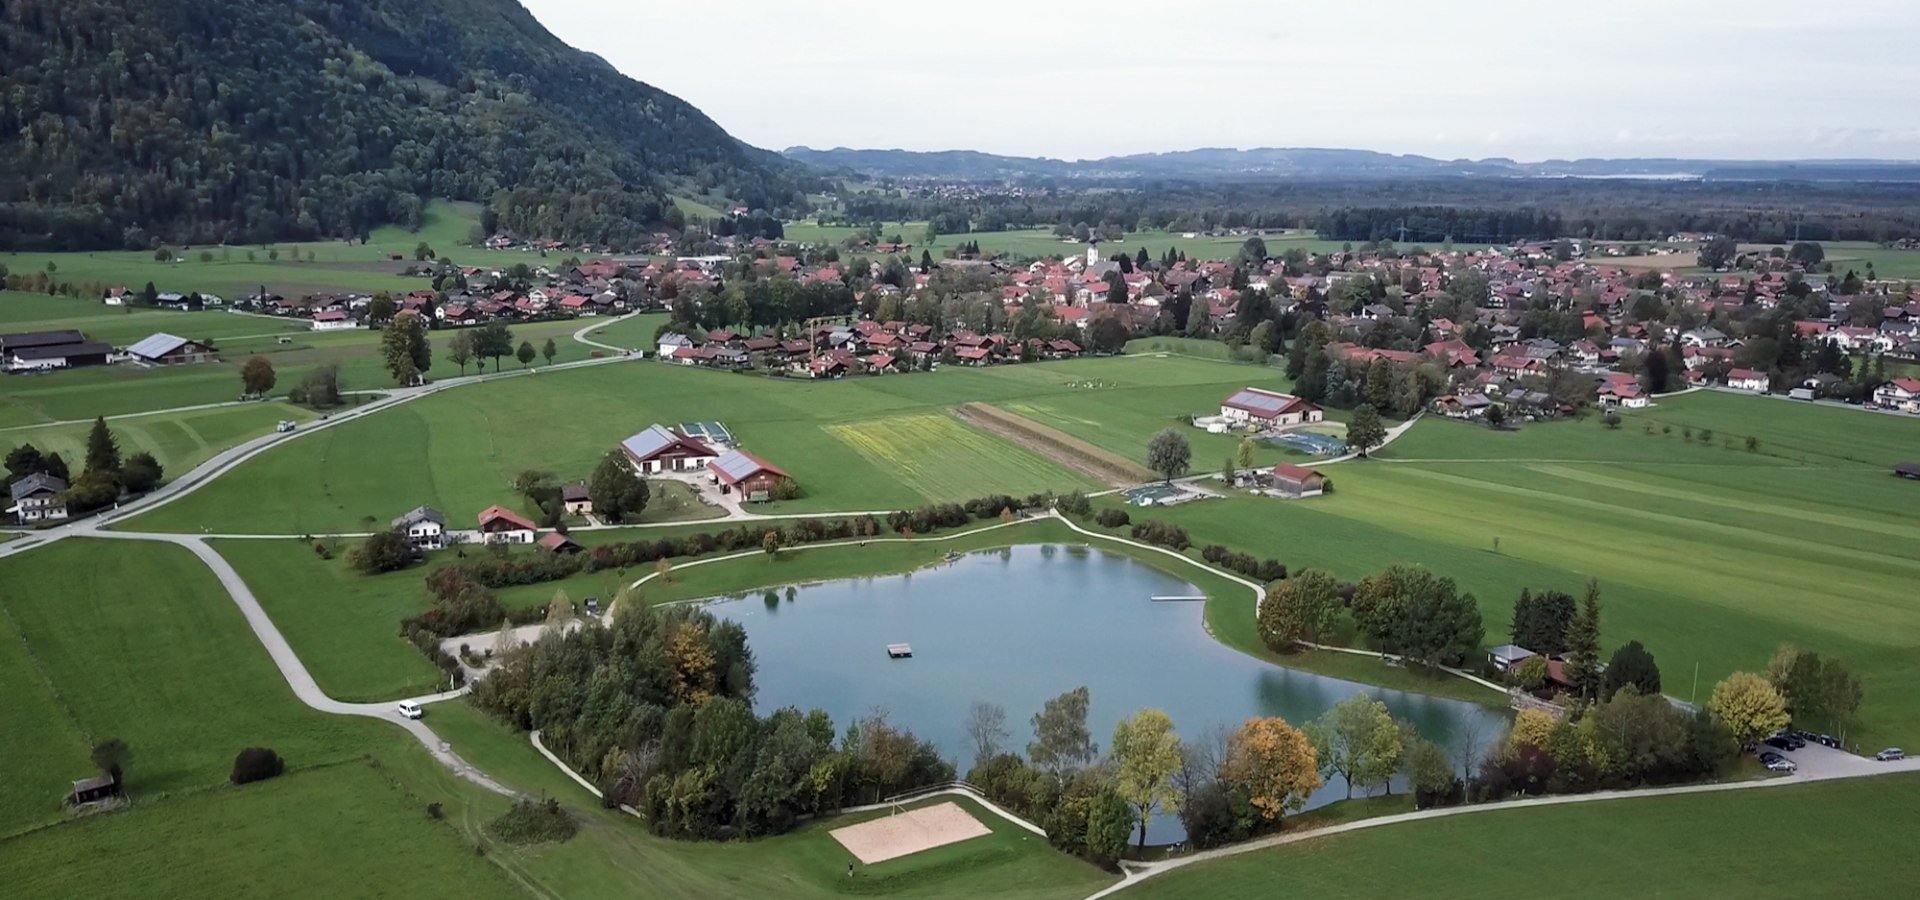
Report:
656,321,1083,378
1,329,216,373
388,504,584,555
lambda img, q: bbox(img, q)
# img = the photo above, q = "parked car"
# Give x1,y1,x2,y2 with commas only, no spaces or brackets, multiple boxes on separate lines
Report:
1764,757,1797,773
1815,734,1840,748
1875,748,1905,762
1764,737,1794,751
397,700,424,720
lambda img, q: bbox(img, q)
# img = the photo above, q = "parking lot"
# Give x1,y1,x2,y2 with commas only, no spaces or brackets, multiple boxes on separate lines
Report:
1757,738,1916,781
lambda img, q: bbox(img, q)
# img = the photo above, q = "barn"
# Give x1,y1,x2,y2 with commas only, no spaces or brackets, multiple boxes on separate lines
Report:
126,333,217,365
1220,387,1323,427
707,450,791,502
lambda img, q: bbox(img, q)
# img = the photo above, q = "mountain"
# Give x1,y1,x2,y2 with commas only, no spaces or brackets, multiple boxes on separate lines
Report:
784,146,1920,183
0,0,814,251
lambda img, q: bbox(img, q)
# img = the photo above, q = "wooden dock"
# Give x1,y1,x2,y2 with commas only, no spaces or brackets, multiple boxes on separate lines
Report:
886,643,913,659
1150,595,1206,602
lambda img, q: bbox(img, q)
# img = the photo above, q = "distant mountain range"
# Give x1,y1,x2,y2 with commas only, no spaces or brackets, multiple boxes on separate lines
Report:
783,146,1920,183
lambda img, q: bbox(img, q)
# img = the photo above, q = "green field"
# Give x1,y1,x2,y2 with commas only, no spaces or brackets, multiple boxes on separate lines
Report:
122,355,1278,535
578,310,671,350
0,539,389,836
1103,391,1920,748
0,402,314,478
0,312,601,426
1129,774,1920,899
2,201,553,300
784,220,1492,263
0,761,525,900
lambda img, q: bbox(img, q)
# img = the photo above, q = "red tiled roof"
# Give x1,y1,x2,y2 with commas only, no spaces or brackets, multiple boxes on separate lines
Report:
477,505,536,531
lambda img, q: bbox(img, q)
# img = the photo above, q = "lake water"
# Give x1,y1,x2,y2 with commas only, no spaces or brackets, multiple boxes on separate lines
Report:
705,544,1511,843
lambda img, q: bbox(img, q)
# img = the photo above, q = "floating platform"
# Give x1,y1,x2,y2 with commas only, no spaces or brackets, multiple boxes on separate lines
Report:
886,643,913,659
1151,595,1207,602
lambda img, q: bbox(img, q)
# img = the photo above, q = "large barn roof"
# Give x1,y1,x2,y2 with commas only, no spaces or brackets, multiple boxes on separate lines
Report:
708,449,788,486
620,424,715,462
126,332,191,359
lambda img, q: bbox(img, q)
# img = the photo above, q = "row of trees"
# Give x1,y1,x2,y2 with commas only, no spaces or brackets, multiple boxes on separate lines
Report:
1258,565,1484,670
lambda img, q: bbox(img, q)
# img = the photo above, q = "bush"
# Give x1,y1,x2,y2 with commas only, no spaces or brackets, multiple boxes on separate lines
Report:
1129,520,1190,551
349,530,416,574
1200,544,1287,582
1094,508,1131,528
487,797,577,844
1055,490,1092,517
230,747,284,785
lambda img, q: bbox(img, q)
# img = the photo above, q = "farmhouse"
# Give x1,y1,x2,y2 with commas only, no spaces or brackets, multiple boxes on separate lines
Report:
562,481,592,516
125,332,216,365
8,473,69,524
476,505,537,544
310,310,357,331
390,506,446,550
1219,387,1324,427
1724,368,1770,393
707,450,791,502
1873,378,1920,413
1268,463,1327,498
0,330,113,371
621,424,720,474
1487,644,1537,671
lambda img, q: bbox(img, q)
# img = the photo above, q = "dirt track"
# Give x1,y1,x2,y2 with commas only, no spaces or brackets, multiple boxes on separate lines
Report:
952,403,1154,488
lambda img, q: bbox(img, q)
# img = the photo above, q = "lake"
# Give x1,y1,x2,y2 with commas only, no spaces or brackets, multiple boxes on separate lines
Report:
705,543,1511,843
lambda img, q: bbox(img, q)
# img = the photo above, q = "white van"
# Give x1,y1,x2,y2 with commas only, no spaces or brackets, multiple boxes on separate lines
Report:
397,700,424,720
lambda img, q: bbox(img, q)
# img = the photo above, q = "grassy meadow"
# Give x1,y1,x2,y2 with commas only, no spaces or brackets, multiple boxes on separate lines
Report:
1129,774,1920,899
1097,390,1920,747
0,402,315,477
121,354,1286,534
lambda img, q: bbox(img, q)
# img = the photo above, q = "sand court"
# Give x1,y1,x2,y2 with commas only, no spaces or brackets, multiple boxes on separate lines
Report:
829,801,992,864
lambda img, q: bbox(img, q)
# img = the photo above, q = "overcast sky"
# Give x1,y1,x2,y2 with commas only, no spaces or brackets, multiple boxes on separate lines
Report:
521,0,1920,161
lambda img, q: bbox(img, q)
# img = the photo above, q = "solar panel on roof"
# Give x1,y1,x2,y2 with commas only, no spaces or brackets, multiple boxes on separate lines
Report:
620,424,679,460
710,450,760,481
1227,389,1290,413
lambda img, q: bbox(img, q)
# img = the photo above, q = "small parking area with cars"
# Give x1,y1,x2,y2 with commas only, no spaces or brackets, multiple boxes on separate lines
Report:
1754,731,1913,779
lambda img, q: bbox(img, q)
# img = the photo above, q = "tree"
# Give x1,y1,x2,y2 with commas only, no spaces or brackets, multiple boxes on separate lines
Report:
542,338,558,366
1146,429,1191,483
1235,437,1257,472
1698,235,1737,270
588,450,650,523
240,355,277,396
473,321,515,371
1602,640,1662,701
964,702,1009,770
1709,671,1789,747
1405,737,1456,808
1767,647,1864,739
517,340,537,367
1084,786,1134,865
1112,709,1183,852
1029,687,1096,776
1347,405,1386,457
300,364,344,408
1306,695,1401,799
380,314,431,385
119,452,163,494
84,416,120,476
446,330,475,375
92,738,130,787
4,444,45,485
1484,403,1507,428
1257,568,1341,648
1221,717,1321,822
350,530,416,574
1086,312,1130,354
1510,589,1576,655
1390,568,1483,669
231,747,285,785
366,293,397,324
1562,579,1604,701
761,531,782,556
1513,655,1549,692
1509,708,1560,751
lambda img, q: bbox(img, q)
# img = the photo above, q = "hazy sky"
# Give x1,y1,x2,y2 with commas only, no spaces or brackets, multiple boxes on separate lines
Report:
521,0,1920,161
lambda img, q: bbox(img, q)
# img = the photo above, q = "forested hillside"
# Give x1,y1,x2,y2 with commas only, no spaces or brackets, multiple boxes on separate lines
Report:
0,0,814,250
